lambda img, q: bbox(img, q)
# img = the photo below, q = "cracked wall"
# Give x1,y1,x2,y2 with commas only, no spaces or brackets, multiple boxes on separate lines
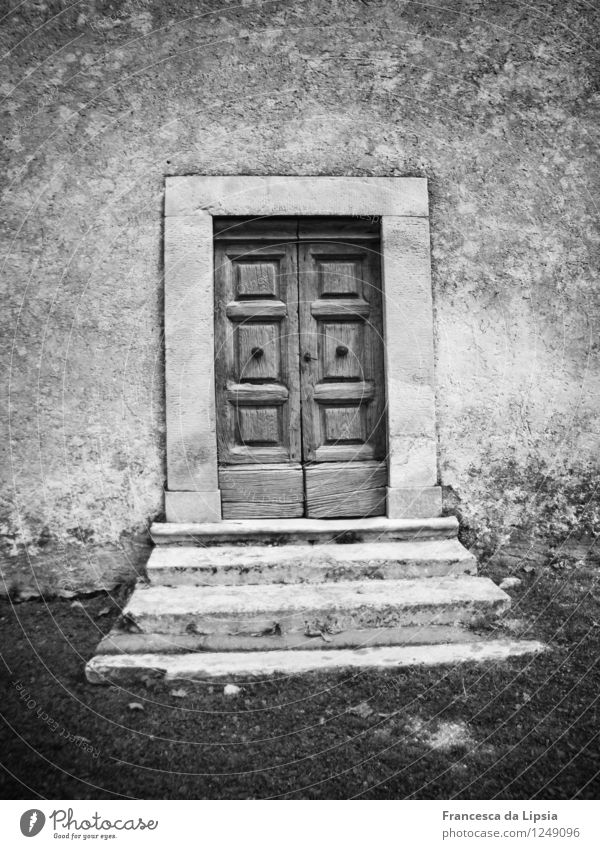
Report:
1,0,599,595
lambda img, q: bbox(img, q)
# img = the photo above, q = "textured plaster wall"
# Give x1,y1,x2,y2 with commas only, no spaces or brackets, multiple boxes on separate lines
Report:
1,0,599,595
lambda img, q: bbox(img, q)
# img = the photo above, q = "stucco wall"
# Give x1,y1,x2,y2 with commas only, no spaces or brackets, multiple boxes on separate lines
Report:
2,0,598,595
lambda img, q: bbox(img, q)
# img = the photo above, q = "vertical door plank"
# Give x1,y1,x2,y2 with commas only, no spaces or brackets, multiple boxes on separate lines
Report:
215,237,303,518
299,238,387,517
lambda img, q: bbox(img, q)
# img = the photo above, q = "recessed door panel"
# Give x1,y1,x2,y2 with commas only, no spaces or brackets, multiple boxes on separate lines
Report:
235,260,279,298
317,259,363,297
321,322,365,380
323,405,365,444
236,323,281,381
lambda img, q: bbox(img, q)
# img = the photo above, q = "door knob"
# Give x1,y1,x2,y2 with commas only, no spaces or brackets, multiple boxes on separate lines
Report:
336,344,349,357
251,346,264,360
303,352,315,363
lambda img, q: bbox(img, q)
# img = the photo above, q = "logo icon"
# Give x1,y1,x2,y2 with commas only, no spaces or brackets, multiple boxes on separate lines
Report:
20,810,46,837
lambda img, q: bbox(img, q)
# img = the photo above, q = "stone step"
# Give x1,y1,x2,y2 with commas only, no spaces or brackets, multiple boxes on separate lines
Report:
146,539,476,586
95,623,486,654
150,515,459,547
86,639,546,683
121,576,510,636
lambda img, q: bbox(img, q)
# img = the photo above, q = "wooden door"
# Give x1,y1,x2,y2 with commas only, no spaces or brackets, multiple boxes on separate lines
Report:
214,236,303,518
214,218,387,520
298,236,387,518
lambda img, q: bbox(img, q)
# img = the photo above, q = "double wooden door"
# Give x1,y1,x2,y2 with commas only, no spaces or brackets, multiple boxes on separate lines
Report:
214,218,386,519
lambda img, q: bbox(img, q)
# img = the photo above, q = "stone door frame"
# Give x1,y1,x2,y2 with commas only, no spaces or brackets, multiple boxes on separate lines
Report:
164,176,440,523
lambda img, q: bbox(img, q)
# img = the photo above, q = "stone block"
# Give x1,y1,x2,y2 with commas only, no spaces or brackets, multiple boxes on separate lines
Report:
165,490,222,523
165,175,429,218
164,212,218,492
387,486,442,519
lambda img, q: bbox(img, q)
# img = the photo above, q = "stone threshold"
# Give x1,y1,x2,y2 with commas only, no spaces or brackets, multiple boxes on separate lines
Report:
150,515,459,545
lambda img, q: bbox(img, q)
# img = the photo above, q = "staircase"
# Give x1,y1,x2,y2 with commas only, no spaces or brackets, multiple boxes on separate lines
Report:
86,516,544,683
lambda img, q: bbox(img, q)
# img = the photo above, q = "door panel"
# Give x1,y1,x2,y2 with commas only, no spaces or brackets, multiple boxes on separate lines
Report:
322,322,365,379
304,461,387,518
219,464,304,519
214,240,303,518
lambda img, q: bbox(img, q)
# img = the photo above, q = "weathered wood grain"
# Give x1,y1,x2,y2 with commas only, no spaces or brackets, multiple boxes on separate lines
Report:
310,298,370,319
312,382,375,403
305,461,387,518
219,465,304,519
214,216,297,240
226,382,289,405
298,217,381,240
214,216,381,241
225,300,287,320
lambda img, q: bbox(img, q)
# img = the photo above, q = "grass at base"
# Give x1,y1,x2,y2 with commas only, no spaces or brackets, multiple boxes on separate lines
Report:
0,558,599,799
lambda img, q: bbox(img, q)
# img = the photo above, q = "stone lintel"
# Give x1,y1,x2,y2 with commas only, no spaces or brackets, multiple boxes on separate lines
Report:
165,176,428,218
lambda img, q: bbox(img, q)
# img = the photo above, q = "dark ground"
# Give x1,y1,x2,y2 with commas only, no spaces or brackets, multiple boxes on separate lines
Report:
1,551,599,800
